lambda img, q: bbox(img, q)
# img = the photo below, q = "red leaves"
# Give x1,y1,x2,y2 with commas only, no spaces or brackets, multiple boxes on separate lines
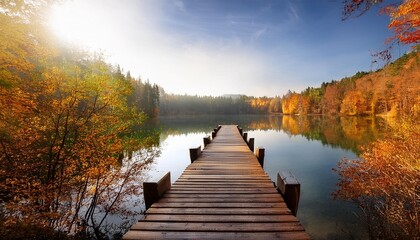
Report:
388,0,420,44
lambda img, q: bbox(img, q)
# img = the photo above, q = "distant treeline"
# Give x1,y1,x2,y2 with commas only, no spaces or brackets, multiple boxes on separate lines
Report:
157,48,419,117
281,48,420,116
158,93,276,115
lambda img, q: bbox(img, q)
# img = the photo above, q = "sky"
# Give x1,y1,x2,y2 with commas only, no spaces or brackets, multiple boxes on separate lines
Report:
47,0,405,97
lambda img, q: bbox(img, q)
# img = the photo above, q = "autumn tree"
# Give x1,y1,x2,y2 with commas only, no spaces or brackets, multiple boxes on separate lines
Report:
0,1,160,238
281,91,300,114
268,97,282,113
301,87,324,114
340,90,368,115
322,83,343,114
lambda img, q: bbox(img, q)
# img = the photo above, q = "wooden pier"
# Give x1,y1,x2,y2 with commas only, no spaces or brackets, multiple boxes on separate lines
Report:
123,125,309,239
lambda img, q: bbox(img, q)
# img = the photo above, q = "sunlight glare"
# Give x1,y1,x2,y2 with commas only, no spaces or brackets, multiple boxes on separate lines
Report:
47,1,115,51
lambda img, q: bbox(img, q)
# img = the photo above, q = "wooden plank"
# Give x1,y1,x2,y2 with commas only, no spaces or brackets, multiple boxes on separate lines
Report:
123,231,311,240
157,198,284,203
163,193,284,199
172,183,275,188
166,189,279,194
181,171,266,175
143,214,299,223
145,207,291,215
177,175,271,179
132,222,304,232
151,202,287,208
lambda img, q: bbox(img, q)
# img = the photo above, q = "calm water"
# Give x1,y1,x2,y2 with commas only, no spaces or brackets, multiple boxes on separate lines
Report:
142,115,388,239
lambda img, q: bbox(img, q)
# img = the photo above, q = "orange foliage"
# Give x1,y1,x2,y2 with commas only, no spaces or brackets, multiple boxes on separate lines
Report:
387,0,420,44
282,92,300,114
334,118,420,239
323,84,342,114
340,90,367,115
249,97,271,113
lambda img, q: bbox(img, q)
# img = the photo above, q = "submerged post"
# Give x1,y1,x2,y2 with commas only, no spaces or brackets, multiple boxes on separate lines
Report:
277,171,300,216
189,146,202,163
255,147,265,167
143,172,171,210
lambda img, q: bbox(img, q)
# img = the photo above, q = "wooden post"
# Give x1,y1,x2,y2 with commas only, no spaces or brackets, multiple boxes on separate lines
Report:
243,132,248,142
238,128,243,135
203,136,211,147
255,147,265,167
277,171,300,216
248,137,254,152
211,131,216,139
189,146,202,163
143,172,171,210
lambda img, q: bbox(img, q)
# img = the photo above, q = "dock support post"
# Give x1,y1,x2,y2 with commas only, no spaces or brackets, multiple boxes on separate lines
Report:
255,147,265,167
277,171,300,216
243,132,248,142
203,136,211,147
211,131,216,139
189,146,202,163
143,172,171,210
248,138,254,152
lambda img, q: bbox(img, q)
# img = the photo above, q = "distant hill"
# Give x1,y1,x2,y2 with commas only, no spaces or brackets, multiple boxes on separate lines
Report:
221,94,244,100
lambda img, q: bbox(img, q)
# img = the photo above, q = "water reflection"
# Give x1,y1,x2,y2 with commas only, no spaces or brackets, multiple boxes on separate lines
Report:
154,115,386,154
146,115,388,239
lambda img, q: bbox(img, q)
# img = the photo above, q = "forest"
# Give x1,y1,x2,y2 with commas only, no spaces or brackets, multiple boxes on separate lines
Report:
159,93,274,115
281,49,420,116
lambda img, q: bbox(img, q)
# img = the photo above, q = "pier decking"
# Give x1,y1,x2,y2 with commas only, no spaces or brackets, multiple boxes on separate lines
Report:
123,125,309,239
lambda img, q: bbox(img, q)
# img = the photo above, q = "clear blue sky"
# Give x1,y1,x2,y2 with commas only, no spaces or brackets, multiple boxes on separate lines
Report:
48,0,406,97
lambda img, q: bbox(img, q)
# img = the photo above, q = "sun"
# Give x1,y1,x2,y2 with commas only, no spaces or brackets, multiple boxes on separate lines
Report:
46,1,112,51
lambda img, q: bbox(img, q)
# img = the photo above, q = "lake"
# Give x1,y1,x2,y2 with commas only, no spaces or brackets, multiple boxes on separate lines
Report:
140,115,388,239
